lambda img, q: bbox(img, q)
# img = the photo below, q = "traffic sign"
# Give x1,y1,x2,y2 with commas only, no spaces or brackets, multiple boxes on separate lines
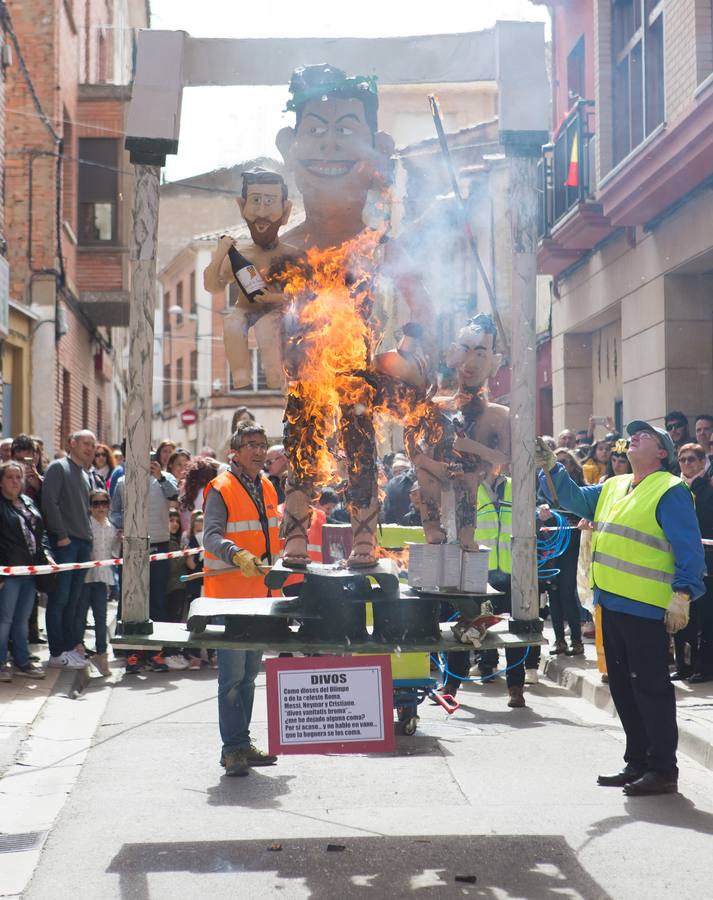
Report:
180,408,197,426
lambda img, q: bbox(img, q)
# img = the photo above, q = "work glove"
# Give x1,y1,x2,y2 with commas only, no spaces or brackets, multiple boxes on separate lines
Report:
664,591,690,634
232,549,263,578
534,437,556,473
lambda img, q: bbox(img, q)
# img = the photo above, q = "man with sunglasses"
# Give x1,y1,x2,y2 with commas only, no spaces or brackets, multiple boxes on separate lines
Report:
203,421,280,777
536,420,706,796
664,412,690,475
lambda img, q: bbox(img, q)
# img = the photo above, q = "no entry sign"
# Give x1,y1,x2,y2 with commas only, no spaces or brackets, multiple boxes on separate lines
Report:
265,655,394,755
180,408,197,426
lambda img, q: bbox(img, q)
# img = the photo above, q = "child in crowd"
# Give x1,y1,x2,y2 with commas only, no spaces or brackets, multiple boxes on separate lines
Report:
79,489,120,676
184,510,216,668
163,508,191,670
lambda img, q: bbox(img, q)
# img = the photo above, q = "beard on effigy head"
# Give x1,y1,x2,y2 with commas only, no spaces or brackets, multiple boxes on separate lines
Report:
237,169,292,249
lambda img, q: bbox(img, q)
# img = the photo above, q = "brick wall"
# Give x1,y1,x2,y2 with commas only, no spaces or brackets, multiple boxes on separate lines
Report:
76,251,123,290
665,0,698,127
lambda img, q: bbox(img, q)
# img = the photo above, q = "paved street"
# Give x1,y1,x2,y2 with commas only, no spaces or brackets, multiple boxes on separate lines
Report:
5,656,713,900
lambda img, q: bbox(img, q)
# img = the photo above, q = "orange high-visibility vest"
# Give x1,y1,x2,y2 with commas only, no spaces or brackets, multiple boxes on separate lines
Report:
203,470,280,599
307,507,326,563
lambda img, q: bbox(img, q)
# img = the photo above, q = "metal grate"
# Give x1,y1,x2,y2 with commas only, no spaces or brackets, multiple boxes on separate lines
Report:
0,831,47,854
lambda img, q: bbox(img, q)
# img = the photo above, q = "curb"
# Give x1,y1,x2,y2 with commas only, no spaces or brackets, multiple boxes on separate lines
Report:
543,654,713,774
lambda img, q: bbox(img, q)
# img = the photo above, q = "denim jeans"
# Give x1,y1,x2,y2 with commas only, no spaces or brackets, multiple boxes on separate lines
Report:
46,538,92,658
78,582,109,654
0,575,36,666
217,649,263,753
149,543,169,622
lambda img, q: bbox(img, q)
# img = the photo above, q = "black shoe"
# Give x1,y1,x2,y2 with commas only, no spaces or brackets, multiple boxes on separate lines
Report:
597,764,645,787
624,771,678,796
688,672,713,684
479,668,496,681
670,670,692,681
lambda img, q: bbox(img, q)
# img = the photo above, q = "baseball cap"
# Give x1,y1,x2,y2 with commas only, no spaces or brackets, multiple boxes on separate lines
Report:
625,420,675,466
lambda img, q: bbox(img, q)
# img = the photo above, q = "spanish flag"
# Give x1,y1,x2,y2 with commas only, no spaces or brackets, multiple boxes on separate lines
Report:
565,132,579,188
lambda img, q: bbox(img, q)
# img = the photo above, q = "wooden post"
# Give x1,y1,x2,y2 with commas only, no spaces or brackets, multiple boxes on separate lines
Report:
507,151,541,626
120,164,160,632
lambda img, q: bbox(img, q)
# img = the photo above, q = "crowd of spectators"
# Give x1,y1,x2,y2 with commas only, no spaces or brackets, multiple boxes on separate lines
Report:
2,406,712,687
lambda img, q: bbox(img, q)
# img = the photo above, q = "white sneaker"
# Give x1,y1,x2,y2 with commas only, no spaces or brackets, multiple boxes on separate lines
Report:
0,664,12,682
165,655,190,670
524,670,539,685
66,650,89,668
48,652,87,670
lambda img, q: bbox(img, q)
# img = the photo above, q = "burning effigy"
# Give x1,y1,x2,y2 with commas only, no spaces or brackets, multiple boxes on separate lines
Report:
204,62,509,578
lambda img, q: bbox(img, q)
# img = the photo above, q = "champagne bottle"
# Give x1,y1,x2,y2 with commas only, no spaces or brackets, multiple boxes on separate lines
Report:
225,241,266,303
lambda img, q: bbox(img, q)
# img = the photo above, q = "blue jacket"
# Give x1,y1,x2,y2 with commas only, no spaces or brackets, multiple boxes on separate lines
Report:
538,464,706,618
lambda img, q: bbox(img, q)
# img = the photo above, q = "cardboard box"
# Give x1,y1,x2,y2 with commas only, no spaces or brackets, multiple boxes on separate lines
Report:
460,548,490,593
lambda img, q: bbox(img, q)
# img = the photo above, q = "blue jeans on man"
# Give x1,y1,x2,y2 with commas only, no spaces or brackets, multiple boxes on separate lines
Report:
78,582,109,655
46,538,92,658
0,575,36,666
217,649,263,752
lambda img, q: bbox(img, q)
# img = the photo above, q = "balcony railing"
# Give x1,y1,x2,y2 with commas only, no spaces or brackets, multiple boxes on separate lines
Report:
538,99,595,239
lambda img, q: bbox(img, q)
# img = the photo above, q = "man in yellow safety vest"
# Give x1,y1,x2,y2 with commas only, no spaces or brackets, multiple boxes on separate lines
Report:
536,420,706,796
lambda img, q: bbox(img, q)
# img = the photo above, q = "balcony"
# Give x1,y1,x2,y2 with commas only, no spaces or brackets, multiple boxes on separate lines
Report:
537,100,613,278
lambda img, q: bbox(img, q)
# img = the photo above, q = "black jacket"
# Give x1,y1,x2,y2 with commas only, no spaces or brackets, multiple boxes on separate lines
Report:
690,476,713,577
0,493,52,567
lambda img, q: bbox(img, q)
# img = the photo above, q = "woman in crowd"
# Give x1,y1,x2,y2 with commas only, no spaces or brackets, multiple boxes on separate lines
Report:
178,456,219,534
542,448,585,656
674,443,713,681
601,438,632,480
167,449,191,489
0,461,51,681
582,439,611,484
77,489,120,675
92,444,116,487
155,439,177,471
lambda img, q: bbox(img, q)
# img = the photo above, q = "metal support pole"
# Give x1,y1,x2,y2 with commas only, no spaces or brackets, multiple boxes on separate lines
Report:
120,164,160,633
507,150,541,630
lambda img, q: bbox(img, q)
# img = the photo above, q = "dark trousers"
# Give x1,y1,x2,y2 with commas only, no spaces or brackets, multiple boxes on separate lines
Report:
673,599,698,675
447,645,536,688
149,542,170,622
77,582,108,654
46,538,92,658
547,530,582,643
695,577,713,676
601,604,678,775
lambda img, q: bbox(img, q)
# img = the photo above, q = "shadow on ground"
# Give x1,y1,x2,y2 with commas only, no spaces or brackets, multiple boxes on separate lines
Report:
108,834,610,899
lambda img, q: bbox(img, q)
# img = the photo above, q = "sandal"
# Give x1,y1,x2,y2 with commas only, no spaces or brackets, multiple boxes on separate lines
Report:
347,500,380,569
282,487,312,569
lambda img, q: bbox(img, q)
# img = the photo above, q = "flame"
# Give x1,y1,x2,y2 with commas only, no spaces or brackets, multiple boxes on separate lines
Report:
280,215,444,490
282,229,383,487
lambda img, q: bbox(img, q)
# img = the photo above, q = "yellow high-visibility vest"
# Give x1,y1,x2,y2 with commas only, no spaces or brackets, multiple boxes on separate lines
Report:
591,471,682,607
475,478,512,575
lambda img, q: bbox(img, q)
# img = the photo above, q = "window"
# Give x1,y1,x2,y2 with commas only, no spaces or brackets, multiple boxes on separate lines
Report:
189,271,197,316
163,291,171,333
567,36,585,102
163,363,171,409
176,358,184,403
78,138,118,243
82,386,89,428
190,349,198,391
175,281,184,327
60,369,71,450
612,0,664,166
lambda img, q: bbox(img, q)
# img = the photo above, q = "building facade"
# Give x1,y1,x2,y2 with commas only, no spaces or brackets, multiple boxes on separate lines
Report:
2,0,148,451
538,0,713,434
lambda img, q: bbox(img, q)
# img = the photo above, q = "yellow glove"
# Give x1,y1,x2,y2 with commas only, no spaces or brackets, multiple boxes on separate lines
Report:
664,591,690,634
232,549,263,578
535,437,556,472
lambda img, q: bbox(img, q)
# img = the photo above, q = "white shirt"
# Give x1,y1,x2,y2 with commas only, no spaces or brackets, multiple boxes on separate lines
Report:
84,517,121,585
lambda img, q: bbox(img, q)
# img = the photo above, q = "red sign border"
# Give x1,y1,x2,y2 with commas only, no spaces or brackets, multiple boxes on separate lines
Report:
265,654,395,755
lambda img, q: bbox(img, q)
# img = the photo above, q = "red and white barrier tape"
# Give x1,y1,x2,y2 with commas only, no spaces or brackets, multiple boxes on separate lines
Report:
0,546,202,577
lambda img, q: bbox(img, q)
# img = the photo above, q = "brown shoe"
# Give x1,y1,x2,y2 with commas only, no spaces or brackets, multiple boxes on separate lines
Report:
549,640,568,655
91,653,111,676
567,641,585,656
507,686,526,708
222,750,249,777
